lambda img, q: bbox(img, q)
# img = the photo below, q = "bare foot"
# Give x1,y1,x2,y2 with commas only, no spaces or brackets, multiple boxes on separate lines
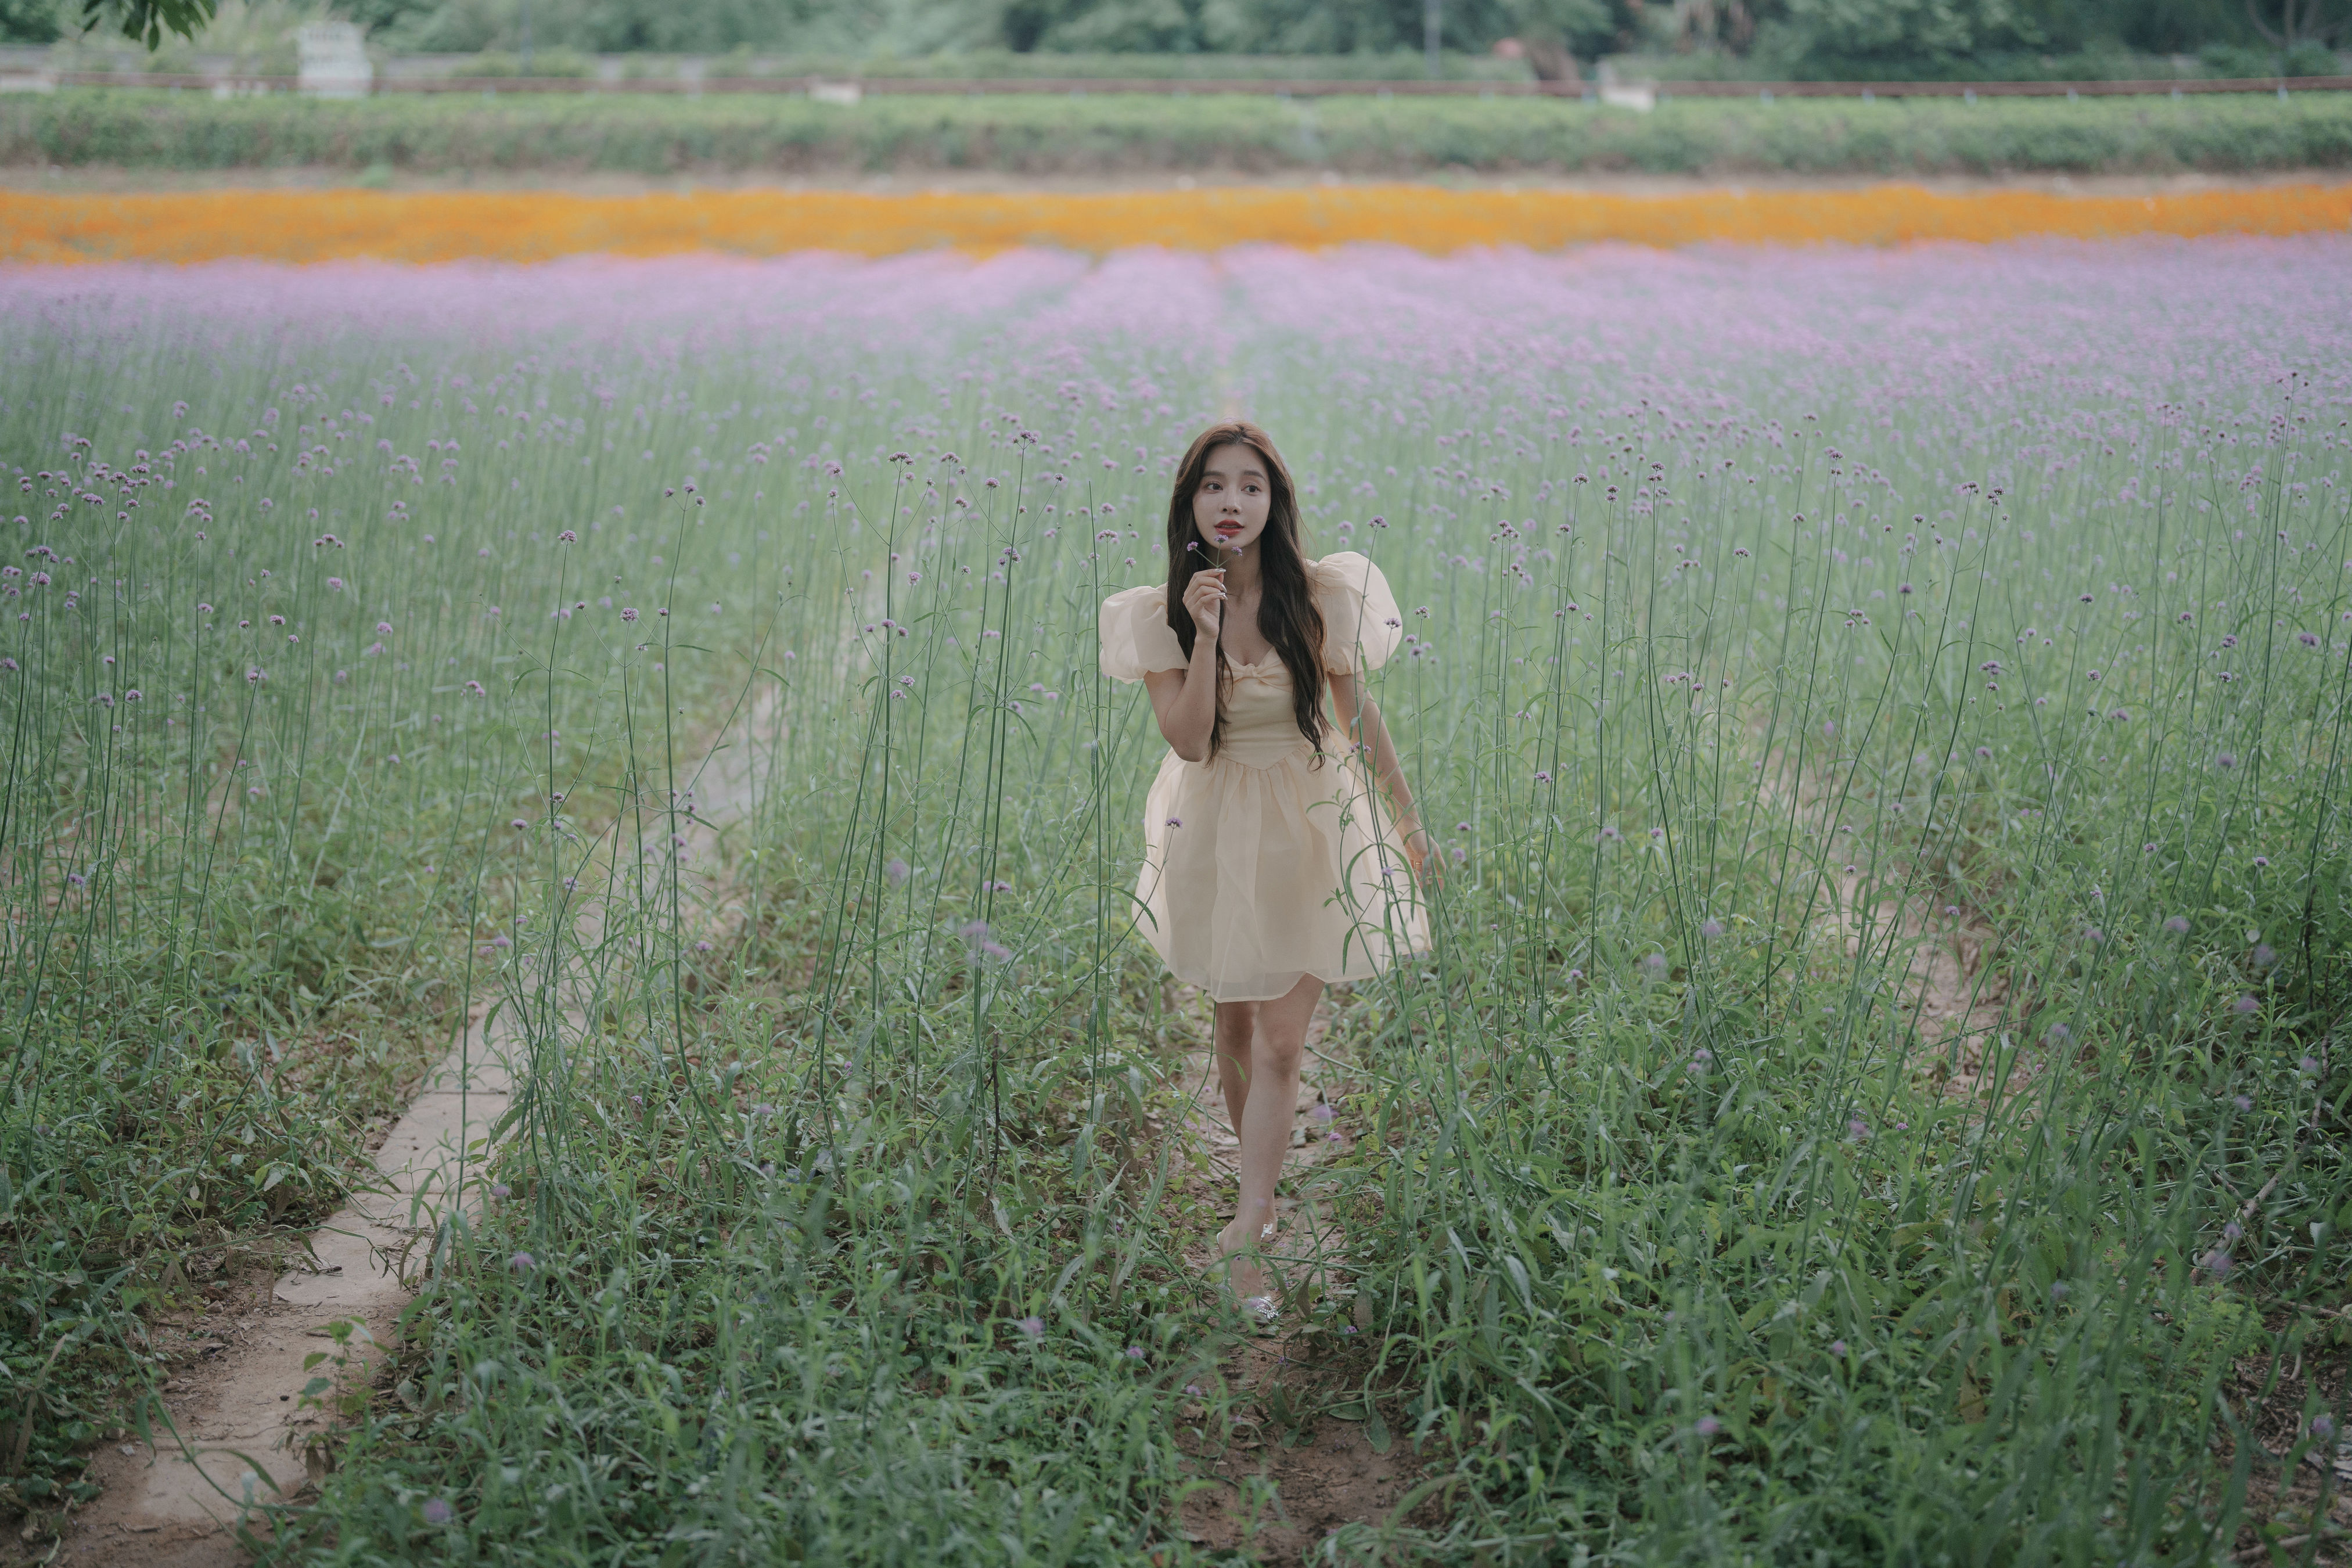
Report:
1213,1217,1278,1305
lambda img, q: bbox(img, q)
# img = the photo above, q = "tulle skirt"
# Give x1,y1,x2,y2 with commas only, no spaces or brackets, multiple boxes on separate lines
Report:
1133,737,1430,1004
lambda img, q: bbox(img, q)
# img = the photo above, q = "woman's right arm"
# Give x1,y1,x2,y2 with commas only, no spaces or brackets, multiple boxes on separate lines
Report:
1143,569,1225,763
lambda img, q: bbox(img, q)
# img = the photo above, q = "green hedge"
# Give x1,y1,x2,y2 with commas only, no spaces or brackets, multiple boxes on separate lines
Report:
7,88,2352,175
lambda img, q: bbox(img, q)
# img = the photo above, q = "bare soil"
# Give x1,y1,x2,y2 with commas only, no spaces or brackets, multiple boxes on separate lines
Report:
1175,1344,1453,1562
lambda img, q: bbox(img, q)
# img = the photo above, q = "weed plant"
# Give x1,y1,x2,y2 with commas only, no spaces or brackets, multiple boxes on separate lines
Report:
0,240,2347,1563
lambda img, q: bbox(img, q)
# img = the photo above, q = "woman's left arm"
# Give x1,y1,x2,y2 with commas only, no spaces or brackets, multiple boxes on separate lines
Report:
1327,670,1438,884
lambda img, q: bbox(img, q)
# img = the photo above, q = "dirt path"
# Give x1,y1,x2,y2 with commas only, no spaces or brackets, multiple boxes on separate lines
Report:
1164,986,1446,1562
1821,860,2011,1088
1753,739,2014,1098
39,692,781,1567
42,1012,524,1567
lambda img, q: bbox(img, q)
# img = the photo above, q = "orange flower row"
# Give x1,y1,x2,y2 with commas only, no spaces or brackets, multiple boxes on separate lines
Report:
4,182,2347,263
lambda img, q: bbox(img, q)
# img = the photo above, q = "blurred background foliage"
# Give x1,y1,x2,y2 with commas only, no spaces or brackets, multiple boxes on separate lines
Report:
17,0,2350,78
12,0,2349,98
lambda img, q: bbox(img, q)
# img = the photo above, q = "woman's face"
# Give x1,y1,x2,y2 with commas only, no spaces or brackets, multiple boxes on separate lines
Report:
1190,441,1273,560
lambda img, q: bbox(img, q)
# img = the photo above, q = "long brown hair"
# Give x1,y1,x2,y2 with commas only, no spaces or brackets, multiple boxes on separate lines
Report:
1163,422,1327,761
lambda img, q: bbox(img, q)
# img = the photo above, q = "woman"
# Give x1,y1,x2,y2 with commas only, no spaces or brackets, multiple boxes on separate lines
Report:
1098,420,1434,1323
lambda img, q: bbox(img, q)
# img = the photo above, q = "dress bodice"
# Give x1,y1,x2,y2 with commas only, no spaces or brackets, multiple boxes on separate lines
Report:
1215,660,1322,770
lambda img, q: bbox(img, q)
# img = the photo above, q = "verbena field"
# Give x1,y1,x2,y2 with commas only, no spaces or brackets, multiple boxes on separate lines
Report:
2,239,2349,1564
8,89,2352,177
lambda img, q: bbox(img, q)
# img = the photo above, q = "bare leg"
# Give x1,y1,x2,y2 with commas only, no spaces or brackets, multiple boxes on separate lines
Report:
1211,998,1258,1145
1211,973,1323,1304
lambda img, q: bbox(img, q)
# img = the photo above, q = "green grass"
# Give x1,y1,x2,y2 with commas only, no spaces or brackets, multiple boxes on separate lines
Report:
6,88,2352,176
0,240,2347,1564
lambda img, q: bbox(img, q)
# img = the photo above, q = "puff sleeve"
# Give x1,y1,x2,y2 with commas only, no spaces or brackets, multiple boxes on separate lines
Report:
1099,584,1189,683
1309,552,1404,675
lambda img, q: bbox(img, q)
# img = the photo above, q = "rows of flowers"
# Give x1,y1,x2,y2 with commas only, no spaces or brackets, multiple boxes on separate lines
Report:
2,180,2347,264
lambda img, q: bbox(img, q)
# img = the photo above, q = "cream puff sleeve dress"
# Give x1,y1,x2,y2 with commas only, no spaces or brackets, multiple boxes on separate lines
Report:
1097,551,1431,1004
